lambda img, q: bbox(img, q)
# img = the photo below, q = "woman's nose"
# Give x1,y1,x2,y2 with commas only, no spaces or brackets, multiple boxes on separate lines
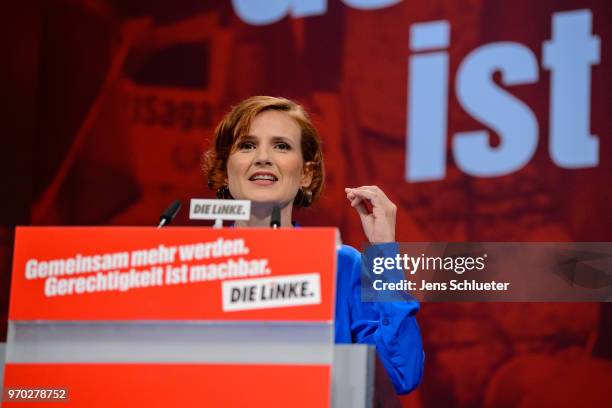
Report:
254,145,273,165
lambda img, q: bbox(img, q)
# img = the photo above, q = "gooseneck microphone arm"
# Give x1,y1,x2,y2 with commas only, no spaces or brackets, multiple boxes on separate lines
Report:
270,206,281,229
158,200,182,228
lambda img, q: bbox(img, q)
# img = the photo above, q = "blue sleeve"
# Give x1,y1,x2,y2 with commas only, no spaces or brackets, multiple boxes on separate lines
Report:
347,243,425,394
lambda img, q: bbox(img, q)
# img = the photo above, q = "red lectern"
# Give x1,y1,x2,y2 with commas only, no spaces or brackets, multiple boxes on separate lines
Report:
4,227,354,407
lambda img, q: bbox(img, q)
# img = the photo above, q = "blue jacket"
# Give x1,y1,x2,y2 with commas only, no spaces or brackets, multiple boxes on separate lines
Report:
334,244,424,394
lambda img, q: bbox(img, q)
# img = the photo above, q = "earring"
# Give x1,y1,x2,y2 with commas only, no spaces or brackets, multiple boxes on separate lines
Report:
294,188,313,208
216,186,233,199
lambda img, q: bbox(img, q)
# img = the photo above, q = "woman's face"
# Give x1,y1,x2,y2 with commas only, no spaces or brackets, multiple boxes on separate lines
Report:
226,110,311,206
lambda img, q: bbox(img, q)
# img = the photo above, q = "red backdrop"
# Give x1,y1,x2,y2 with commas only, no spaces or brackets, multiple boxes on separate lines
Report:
2,0,611,406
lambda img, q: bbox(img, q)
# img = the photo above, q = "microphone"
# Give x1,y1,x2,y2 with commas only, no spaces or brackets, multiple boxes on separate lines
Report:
158,200,182,228
270,206,281,229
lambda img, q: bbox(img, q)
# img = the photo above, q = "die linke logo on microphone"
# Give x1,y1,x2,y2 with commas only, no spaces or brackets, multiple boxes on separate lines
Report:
406,9,601,182
221,273,321,312
189,199,251,221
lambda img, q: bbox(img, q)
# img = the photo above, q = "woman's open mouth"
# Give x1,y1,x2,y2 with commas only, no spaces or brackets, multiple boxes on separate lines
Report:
249,172,278,186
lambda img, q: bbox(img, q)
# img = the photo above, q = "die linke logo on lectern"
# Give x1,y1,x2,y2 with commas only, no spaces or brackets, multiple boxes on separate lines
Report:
222,273,322,312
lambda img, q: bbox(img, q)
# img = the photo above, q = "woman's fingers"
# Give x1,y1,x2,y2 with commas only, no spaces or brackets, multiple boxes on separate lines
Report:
345,187,378,203
345,185,397,243
346,190,369,214
345,186,396,215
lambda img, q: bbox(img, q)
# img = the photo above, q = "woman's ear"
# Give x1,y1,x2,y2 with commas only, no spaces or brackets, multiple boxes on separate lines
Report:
301,161,315,188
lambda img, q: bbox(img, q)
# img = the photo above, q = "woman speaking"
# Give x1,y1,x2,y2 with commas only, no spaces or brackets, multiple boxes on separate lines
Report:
203,96,424,394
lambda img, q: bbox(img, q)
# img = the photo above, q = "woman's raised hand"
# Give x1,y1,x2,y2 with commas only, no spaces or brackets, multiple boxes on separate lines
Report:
345,186,397,243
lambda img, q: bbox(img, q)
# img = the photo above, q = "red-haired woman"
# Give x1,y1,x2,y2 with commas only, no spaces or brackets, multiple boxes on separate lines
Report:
203,96,424,394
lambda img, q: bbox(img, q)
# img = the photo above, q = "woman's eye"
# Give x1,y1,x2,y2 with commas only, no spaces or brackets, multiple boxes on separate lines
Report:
238,141,256,150
276,142,291,150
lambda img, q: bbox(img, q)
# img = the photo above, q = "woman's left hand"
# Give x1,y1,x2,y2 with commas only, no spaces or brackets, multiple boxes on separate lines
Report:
345,186,397,243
